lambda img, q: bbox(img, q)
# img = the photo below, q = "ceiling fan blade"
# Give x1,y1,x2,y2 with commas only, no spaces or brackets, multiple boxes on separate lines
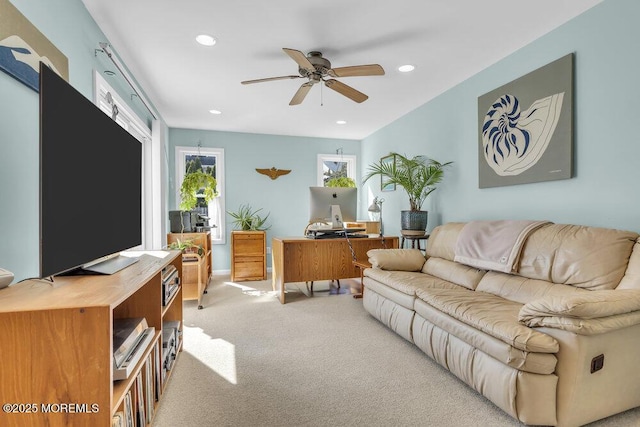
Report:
329,64,385,77
241,75,302,85
289,82,314,105
324,79,368,103
282,48,315,73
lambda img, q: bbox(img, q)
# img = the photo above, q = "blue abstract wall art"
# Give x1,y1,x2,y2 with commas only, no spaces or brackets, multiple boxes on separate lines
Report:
0,0,68,92
0,35,63,92
482,92,564,176
477,54,573,188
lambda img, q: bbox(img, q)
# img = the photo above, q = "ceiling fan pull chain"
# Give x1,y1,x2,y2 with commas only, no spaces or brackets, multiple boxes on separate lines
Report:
320,81,324,106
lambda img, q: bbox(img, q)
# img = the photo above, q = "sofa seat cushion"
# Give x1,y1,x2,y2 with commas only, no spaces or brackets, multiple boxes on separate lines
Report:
364,269,462,296
364,270,464,310
413,300,557,374
415,288,559,354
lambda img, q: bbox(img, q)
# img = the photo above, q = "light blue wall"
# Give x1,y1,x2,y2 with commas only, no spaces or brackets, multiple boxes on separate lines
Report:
3,0,637,282
0,0,157,282
168,129,360,271
361,0,640,236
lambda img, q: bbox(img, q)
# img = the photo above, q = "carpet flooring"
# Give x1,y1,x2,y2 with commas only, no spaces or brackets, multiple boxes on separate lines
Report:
152,275,640,427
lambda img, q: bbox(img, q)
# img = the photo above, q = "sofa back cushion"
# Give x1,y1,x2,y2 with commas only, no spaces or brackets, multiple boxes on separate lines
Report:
618,241,640,290
477,271,585,304
426,222,465,261
516,224,638,290
422,258,486,290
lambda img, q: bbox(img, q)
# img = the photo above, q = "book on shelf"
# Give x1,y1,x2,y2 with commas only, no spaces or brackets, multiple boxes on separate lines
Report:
136,372,146,426
145,354,154,421
112,411,124,427
124,391,134,427
154,340,161,401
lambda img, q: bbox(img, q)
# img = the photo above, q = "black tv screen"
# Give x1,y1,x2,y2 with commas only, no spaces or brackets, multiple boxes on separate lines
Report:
39,64,142,277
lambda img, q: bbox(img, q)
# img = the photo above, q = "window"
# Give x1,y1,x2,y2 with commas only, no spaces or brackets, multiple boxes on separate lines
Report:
317,153,356,187
94,71,151,249
176,146,225,244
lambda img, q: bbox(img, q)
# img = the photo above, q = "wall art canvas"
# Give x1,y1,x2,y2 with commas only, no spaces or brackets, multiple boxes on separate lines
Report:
0,0,68,92
477,53,573,188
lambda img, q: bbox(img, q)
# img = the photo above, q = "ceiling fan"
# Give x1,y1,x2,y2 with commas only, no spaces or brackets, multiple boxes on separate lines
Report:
241,48,385,105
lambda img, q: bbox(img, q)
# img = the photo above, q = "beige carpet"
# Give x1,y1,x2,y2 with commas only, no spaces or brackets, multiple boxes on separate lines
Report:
152,275,640,427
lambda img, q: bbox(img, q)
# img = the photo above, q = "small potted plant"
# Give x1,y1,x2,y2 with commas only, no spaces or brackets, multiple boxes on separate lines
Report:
363,152,452,235
227,204,271,231
167,238,204,256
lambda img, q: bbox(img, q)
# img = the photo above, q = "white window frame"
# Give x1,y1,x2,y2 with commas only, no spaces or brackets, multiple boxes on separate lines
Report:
317,153,357,186
175,146,226,245
93,71,152,250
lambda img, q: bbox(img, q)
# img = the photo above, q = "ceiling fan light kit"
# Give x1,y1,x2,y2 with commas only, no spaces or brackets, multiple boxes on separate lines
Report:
241,48,384,105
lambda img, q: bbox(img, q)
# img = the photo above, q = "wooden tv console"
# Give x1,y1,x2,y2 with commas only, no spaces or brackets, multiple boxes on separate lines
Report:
0,250,182,427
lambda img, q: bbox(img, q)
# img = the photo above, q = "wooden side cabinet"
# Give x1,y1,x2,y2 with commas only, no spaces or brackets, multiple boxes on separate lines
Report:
0,251,183,427
167,232,212,309
231,230,267,281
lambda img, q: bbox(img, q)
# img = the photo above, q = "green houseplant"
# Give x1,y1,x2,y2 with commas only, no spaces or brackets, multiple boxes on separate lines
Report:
167,238,204,256
173,161,218,233
227,204,271,231
363,152,452,234
179,170,218,211
325,176,356,188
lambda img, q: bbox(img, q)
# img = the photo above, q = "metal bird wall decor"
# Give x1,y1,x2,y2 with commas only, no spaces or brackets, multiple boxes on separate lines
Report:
256,167,291,180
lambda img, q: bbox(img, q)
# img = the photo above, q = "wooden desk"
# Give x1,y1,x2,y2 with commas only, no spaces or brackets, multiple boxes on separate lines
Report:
271,235,398,304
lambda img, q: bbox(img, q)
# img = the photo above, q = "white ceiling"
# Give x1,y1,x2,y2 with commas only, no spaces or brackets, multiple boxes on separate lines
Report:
82,0,602,140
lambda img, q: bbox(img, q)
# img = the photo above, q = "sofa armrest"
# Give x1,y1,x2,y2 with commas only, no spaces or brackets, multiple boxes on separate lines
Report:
367,249,426,272
519,290,640,334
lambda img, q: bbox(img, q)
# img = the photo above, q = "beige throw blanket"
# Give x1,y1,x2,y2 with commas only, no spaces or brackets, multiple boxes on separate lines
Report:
454,220,551,273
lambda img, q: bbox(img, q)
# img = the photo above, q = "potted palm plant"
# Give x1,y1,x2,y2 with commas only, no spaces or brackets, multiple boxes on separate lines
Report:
363,152,452,235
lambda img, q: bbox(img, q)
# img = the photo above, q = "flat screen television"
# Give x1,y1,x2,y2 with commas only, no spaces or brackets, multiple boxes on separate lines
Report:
39,63,142,277
309,186,357,228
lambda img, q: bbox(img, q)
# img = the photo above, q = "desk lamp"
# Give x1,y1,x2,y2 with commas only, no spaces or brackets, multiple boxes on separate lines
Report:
368,197,384,237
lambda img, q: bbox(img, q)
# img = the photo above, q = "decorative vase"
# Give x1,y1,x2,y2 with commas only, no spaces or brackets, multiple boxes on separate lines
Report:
401,210,428,236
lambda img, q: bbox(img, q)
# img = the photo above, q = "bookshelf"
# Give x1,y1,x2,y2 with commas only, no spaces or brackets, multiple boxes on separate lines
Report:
0,250,183,427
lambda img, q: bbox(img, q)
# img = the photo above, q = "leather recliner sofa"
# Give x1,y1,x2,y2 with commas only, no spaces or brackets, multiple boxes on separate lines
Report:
363,221,640,426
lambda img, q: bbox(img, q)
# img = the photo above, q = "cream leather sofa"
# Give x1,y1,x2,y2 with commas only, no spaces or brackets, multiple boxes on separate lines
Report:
363,221,640,427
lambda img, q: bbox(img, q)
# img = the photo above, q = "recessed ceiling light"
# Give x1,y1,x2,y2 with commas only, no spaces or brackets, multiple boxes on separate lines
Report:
196,34,217,46
336,120,347,125
398,64,415,73
209,109,222,115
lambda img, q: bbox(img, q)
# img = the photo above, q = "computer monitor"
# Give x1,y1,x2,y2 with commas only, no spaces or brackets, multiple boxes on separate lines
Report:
309,186,357,228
